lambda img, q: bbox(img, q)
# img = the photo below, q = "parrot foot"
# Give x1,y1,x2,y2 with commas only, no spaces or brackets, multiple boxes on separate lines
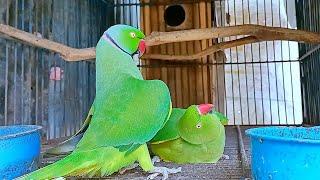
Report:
151,156,161,164
53,177,66,180
221,154,230,160
119,163,139,174
147,166,182,180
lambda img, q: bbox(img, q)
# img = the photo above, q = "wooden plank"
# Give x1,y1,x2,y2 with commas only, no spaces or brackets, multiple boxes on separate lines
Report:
158,4,168,85
207,1,214,105
140,0,147,78
143,0,151,80
215,51,226,113
193,2,204,104
82,1,90,137
199,1,209,104
49,0,66,139
180,41,189,107
174,42,182,107
187,41,196,105
149,3,160,80
167,42,176,107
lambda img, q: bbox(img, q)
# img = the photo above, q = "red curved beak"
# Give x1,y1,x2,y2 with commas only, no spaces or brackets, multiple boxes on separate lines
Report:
197,104,214,115
138,40,146,57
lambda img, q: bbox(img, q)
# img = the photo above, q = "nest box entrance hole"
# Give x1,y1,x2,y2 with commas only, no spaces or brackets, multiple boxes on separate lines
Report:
164,5,186,27
163,4,192,30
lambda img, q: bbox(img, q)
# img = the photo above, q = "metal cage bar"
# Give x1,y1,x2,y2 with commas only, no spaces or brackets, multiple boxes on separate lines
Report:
0,0,316,139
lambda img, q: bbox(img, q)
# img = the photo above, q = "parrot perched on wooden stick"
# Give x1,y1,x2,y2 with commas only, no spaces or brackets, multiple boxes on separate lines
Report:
150,104,228,164
20,25,180,179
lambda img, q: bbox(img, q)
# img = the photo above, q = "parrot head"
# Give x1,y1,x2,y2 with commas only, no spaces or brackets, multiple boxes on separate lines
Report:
178,104,225,145
102,24,146,57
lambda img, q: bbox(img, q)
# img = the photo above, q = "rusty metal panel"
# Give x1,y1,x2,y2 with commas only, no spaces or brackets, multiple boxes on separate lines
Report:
0,0,113,139
296,0,320,125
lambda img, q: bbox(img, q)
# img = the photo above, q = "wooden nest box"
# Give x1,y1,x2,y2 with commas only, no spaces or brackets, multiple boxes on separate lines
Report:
140,0,225,111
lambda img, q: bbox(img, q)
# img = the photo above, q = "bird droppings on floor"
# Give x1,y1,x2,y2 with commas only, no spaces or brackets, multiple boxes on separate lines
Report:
41,126,253,179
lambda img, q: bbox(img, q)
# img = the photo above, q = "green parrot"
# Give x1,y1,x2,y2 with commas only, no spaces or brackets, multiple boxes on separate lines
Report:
20,25,174,179
150,104,228,164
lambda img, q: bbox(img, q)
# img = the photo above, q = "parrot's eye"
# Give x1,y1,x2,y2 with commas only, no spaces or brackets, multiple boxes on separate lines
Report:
130,32,136,38
196,123,202,129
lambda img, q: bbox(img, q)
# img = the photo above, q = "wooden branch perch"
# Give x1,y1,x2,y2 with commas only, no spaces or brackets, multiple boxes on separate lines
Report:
0,24,95,61
1,23,320,61
142,36,258,60
145,24,320,46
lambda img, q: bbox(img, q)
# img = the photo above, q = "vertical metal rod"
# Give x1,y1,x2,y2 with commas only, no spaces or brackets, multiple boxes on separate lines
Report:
271,0,281,125
40,0,45,127
4,0,10,125
220,0,228,117
35,1,39,126
242,0,250,125
248,0,258,125
285,0,295,124
13,0,18,124
234,0,243,125
264,0,273,125
256,0,265,125
28,0,33,125
278,0,288,124
21,0,25,125
226,0,235,125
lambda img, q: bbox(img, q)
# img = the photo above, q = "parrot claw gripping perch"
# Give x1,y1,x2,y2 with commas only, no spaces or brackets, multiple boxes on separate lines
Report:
221,154,230,160
119,163,139,174
119,156,162,175
54,177,66,180
147,166,182,180
147,156,181,180
151,156,161,164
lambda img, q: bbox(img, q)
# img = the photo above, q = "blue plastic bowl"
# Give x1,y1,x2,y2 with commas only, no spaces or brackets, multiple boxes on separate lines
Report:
246,126,320,180
0,125,42,179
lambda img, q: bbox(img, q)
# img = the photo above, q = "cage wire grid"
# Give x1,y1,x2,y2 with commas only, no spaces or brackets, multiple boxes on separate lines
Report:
0,0,318,140
115,0,302,126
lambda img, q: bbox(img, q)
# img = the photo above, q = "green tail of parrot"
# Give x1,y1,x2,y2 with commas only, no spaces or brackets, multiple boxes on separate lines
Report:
44,106,94,156
19,144,153,180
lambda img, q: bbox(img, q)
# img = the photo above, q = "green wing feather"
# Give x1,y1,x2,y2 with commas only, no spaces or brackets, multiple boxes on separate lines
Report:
22,77,171,179
22,25,172,179
77,77,171,150
150,108,185,144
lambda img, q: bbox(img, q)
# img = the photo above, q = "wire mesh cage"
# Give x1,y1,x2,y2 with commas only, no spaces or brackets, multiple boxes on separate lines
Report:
118,0,303,126
0,0,319,140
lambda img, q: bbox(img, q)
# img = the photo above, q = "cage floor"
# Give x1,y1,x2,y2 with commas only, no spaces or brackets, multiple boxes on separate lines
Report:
41,126,253,179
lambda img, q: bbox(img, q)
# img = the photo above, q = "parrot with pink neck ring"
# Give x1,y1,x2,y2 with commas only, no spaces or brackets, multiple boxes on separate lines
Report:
19,24,180,179
150,104,228,164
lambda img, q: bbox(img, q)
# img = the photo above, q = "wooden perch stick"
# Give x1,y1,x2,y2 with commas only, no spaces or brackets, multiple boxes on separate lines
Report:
1,23,320,61
142,36,258,61
145,24,320,46
0,24,95,61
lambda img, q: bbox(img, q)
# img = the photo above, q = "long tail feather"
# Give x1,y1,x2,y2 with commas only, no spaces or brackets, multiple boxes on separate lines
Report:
45,133,84,156
18,147,133,180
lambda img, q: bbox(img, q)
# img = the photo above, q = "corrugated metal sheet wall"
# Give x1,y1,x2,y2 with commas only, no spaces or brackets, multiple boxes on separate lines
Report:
296,0,320,125
0,0,113,139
